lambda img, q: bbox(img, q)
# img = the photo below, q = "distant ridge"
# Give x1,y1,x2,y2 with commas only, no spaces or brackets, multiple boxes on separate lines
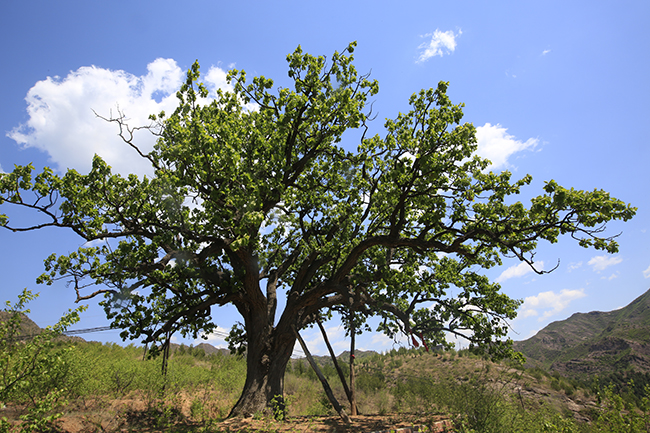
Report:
194,343,230,356
0,311,42,337
0,311,85,344
514,288,650,378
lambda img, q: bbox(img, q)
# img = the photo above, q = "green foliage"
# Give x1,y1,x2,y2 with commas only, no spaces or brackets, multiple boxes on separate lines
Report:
356,370,387,393
393,376,438,413
388,358,403,369
529,367,547,382
270,394,289,421
591,383,650,432
303,392,334,417
16,389,67,433
225,322,247,356
0,290,87,432
295,359,305,376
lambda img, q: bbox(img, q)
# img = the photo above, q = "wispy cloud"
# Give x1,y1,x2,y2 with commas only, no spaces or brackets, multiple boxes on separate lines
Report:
322,325,348,352
542,49,552,56
297,327,324,355
567,262,583,272
588,255,623,272
417,29,462,63
518,289,586,321
496,261,544,283
643,264,650,279
475,123,539,170
7,59,232,176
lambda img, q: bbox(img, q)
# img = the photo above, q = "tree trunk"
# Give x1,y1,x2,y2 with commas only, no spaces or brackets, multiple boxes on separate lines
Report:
228,316,295,418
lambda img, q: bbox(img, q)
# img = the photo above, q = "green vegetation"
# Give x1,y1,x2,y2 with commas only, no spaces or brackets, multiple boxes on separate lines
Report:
3,316,650,432
0,290,86,433
6,291,650,433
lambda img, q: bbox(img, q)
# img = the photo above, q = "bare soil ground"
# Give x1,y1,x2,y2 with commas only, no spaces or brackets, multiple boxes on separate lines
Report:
52,413,456,433
212,414,453,433
3,400,454,433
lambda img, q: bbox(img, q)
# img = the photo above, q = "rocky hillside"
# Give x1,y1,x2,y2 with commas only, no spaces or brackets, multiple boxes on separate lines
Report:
514,288,650,378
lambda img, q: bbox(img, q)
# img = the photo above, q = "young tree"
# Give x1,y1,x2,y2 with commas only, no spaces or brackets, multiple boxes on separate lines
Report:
0,43,635,417
0,290,86,432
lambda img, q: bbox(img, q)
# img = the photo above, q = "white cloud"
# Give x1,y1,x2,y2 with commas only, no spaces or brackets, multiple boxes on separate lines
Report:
567,261,583,272
299,328,327,355
496,261,544,283
195,325,230,348
7,59,232,176
588,255,623,272
203,66,230,93
328,327,349,352
83,238,109,248
643,265,650,279
476,123,539,170
361,332,406,352
417,29,462,63
309,325,347,353
518,288,586,321
542,49,552,56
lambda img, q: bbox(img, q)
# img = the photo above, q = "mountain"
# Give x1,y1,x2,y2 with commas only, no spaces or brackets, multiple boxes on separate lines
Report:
0,311,86,344
514,288,650,378
0,312,232,355
0,311,42,338
194,342,230,356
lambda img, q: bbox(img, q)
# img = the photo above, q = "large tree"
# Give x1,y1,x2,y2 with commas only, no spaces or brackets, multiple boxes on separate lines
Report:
0,43,635,416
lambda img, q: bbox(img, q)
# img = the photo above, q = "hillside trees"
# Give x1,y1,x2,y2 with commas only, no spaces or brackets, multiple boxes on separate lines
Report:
0,43,636,417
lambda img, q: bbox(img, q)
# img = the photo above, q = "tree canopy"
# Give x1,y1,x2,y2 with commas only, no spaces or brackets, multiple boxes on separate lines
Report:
0,43,636,416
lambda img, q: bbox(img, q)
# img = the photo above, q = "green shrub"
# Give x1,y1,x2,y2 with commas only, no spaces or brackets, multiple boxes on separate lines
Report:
0,289,86,431
529,367,545,382
590,383,650,432
551,378,562,392
561,381,575,397
392,377,438,412
356,370,386,393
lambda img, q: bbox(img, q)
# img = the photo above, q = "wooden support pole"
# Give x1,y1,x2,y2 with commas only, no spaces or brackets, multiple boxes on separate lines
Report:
349,314,358,416
316,318,353,408
294,328,351,423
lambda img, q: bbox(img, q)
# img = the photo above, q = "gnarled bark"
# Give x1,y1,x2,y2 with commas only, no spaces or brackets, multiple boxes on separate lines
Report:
228,314,295,418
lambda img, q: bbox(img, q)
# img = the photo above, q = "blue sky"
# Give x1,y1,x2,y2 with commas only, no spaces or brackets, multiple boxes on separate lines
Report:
1,1,649,356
